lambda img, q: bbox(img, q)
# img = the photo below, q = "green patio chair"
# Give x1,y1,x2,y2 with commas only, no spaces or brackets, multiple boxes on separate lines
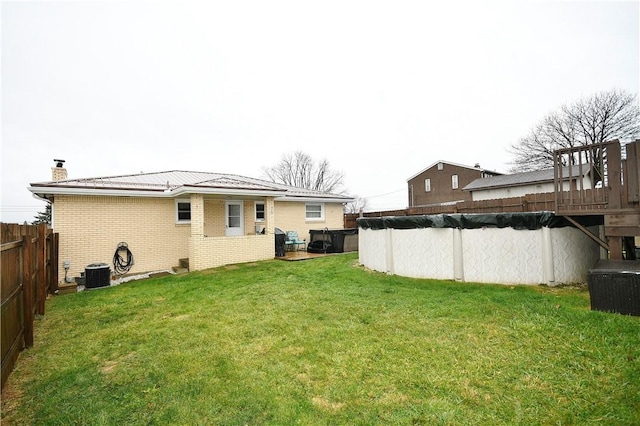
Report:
285,231,306,251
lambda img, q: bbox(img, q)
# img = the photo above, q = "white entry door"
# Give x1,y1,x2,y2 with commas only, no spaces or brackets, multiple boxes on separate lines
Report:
225,201,244,236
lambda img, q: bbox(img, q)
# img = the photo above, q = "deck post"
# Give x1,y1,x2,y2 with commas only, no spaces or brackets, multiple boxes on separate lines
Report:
608,236,623,260
599,226,608,259
607,141,622,209
625,140,640,204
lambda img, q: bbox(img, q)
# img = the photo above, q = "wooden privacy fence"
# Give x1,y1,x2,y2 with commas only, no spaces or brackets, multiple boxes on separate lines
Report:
344,192,556,228
1,223,59,389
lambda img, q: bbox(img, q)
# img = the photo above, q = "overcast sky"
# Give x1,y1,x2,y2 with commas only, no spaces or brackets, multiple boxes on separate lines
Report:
2,0,638,223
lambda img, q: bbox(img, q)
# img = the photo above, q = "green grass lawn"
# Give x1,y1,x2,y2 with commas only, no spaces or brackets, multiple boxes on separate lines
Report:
2,253,639,425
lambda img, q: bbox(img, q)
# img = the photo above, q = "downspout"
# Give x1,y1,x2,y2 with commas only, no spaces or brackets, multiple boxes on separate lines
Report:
409,184,414,207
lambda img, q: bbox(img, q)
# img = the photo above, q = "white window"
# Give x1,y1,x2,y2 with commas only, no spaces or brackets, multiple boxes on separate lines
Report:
305,203,324,220
452,174,459,189
255,202,265,221
425,178,431,192
437,162,444,170
175,199,191,223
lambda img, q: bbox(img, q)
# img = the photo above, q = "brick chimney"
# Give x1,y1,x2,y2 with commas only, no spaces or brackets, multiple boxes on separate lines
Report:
52,159,68,181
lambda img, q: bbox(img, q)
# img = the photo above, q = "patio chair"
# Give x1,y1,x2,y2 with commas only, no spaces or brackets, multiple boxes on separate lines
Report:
285,231,306,251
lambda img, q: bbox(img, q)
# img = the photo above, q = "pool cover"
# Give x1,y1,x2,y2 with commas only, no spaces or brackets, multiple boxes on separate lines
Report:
356,212,602,231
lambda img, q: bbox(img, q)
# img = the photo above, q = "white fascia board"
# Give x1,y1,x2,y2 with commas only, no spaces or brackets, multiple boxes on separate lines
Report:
171,187,287,198
406,160,444,182
28,186,170,198
28,186,287,199
407,160,501,182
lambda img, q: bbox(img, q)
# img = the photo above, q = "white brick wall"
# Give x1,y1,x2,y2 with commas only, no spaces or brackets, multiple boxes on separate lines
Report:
54,195,190,282
54,194,346,281
274,201,344,242
189,234,274,271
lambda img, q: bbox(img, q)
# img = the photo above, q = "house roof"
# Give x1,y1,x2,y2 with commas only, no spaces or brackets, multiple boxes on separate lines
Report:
462,165,590,191
407,160,503,182
29,170,354,203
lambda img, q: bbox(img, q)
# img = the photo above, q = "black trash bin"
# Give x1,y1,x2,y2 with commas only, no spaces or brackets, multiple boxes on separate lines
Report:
588,260,640,316
85,263,111,289
274,228,286,257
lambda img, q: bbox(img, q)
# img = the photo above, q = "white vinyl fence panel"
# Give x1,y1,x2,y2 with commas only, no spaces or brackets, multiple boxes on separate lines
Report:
359,225,599,286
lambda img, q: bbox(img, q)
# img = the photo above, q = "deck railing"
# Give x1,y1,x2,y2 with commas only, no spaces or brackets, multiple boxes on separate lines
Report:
554,140,640,215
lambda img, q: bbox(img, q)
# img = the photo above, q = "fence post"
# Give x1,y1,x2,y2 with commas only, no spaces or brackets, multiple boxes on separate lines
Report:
22,235,34,348
453,228,464,281
385,228,394,275
52,233,59,293
37,224,46,315
541,227,556,286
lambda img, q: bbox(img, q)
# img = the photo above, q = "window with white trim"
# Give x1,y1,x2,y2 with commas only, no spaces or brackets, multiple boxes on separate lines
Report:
425,178,431,192
305,203,324,220
176,199,191,223
255,202,265,221
452,174,459,189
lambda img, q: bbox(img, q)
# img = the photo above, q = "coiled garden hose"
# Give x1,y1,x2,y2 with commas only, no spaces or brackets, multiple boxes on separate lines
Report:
113,242,134,275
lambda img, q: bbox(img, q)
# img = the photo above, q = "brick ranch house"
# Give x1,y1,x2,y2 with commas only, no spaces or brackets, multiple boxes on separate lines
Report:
29,162,354,283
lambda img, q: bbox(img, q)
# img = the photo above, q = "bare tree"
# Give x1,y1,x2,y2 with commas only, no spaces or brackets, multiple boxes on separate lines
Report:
509,89,640,172
263,151,345,194
344,195,368,214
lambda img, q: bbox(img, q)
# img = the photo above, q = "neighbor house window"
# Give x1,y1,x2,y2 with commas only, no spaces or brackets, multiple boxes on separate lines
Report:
176,199,191,223
305,203,324,220
452,174,459,189
425,178,431,192
255,202,265,221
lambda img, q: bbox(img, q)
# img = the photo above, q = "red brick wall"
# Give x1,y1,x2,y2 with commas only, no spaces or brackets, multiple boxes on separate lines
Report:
408,163,485,206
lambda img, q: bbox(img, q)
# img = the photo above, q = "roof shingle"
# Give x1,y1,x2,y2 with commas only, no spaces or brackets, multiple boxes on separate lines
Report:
30,170,352,201
463,165,590,191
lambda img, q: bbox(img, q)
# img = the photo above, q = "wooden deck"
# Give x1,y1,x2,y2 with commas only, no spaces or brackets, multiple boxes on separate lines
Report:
277,250,331,261
553,139,640,259
342,140,640,260
553,140,639,216
276,250,358,261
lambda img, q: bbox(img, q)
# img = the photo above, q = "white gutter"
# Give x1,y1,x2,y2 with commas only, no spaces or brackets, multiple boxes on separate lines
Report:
28,185,288,199
31,192,50,203
274,196,355,203
172,186,287,197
